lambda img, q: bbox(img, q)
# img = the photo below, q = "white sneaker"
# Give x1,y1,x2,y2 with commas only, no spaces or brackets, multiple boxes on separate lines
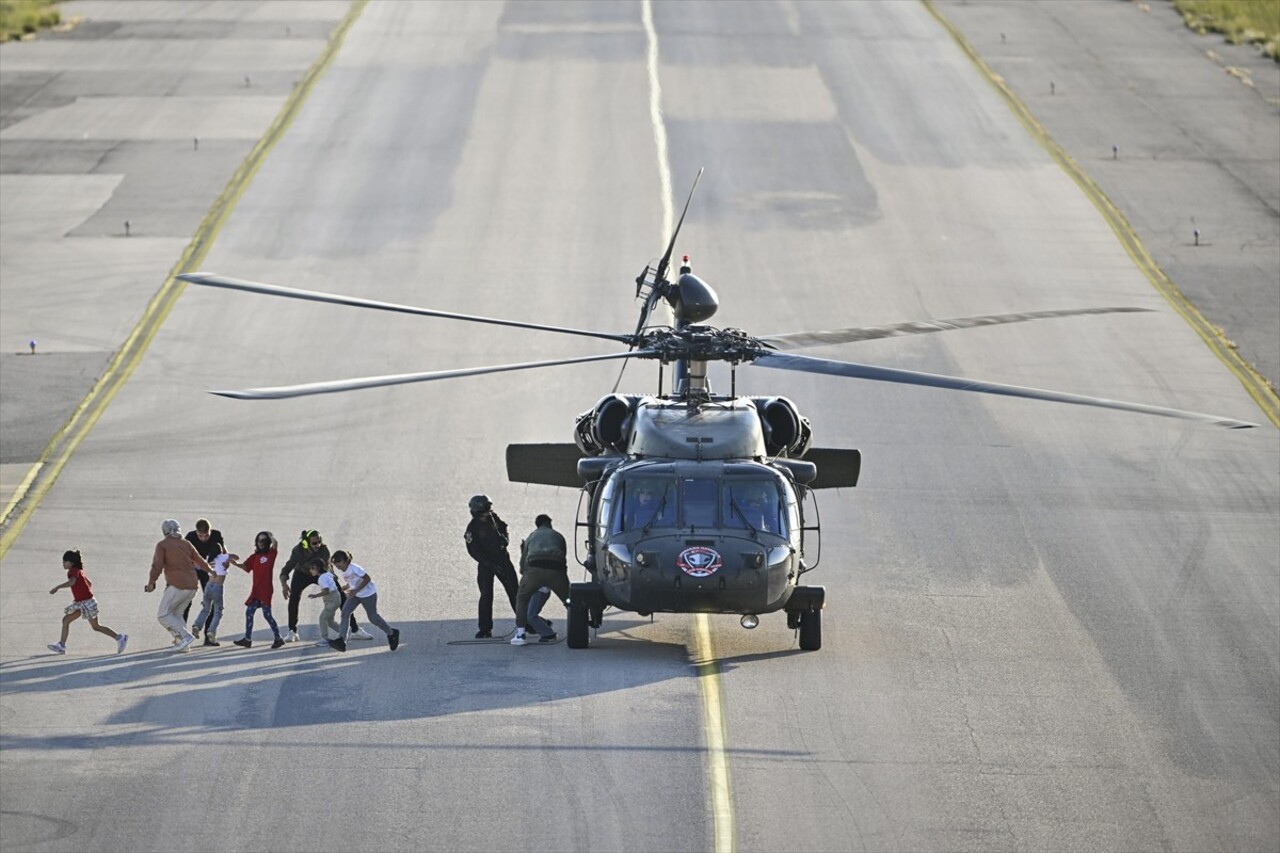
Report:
350,628,374,640
47,642,66,654
174,635,195,653
510,633,527,646
284,630,300,643
116,634,128,654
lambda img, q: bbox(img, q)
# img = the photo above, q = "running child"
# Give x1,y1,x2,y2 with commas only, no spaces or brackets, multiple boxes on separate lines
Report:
48,549,127,655
227,532,286,649
190,552,230,646
327,550,399,653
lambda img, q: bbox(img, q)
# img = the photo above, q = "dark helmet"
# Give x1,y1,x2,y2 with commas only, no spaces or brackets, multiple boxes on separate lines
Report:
469,494,492,514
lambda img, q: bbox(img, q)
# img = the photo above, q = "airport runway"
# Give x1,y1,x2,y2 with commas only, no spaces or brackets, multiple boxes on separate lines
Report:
1,2,1276,852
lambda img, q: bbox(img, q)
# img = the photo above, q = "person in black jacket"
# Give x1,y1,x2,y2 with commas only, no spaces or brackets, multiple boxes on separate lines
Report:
464,495,519,638
278,529,370,643
183,518,224,633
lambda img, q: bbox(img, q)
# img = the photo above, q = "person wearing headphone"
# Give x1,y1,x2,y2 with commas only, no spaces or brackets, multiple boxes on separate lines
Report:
464,495,520,638
278,529,372,643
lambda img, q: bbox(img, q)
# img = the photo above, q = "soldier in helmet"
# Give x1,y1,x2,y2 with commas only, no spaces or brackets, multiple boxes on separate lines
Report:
464,495,520,638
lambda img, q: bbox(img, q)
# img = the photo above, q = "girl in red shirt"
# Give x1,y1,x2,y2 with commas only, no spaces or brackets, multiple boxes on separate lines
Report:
48,550,127,655
228,532,286,649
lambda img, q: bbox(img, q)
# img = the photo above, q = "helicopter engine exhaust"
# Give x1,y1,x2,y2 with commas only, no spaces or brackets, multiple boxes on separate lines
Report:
755,397,812,457
740,614,760,630
575,394,637,455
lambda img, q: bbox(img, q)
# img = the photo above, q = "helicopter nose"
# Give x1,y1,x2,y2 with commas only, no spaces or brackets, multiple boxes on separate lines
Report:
740,614,759,630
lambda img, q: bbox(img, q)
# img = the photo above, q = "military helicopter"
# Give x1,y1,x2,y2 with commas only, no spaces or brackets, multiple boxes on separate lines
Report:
177,171,1255,652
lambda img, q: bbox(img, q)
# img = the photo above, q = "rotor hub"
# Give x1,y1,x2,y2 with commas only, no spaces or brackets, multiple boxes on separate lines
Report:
635,326,768,365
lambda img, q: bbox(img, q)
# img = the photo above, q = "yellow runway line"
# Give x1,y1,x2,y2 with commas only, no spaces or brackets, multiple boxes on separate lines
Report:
695,613,736,853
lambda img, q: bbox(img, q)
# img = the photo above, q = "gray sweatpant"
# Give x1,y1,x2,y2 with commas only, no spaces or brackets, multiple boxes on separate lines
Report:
338,592,392,641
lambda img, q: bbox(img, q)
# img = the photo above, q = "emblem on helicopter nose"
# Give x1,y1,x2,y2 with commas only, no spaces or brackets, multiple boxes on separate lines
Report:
677,546,723,578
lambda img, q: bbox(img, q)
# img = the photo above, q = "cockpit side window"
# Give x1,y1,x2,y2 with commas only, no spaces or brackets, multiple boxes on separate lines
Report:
600,475,619,538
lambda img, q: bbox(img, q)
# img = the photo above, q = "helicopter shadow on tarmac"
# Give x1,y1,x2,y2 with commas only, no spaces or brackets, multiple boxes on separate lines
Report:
0,617,808,758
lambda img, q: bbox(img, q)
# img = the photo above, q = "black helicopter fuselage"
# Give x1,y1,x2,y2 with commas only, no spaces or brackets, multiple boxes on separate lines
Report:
588,457,802,616
505,390,848,647
528,393,843,648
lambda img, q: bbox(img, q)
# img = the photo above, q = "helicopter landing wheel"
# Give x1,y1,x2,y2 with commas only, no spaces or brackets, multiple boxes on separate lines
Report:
567,601,590,648
798,608,821,651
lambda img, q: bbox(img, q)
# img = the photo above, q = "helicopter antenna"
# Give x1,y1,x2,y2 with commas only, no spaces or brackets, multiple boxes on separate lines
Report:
613,167,704,393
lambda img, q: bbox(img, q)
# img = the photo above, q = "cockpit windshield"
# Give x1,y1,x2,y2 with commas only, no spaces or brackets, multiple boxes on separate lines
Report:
723,479,784,533
681,478,718,528
609,473,787,535
614,479,675,532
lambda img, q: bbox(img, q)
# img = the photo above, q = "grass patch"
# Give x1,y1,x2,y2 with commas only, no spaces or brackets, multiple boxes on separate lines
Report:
0,0,61,42
1172,0,1280,61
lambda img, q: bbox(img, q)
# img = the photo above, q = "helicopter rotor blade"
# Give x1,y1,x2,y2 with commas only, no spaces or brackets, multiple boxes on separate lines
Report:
652,166,704,297
759,307,1155,351
213,351,651,400
633,286,665,339
613,286,666,394
179,272,634,345
615,167,705,392
751,351,1258,429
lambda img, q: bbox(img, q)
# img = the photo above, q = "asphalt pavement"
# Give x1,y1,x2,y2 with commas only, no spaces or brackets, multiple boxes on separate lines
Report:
934,0,1278,409
1,0,353,519
4,0,1274,524
0,3,1275,851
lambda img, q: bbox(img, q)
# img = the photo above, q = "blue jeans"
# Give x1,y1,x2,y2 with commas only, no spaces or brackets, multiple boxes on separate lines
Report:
191,583,224,636
516,566,568,636
526,588,554,638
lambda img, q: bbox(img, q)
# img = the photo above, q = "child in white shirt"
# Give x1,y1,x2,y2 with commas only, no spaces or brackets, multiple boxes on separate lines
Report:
191,552,230,646
327,550,399,653
306,558,342,646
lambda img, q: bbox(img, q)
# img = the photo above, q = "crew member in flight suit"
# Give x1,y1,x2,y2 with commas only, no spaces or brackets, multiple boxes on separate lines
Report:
464,495,520,638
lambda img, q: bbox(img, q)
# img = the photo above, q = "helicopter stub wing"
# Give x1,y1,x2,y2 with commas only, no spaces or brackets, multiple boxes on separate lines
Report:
802,448,862,489
752,351,1258,429
506,443,587,488
758,307,1154,351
